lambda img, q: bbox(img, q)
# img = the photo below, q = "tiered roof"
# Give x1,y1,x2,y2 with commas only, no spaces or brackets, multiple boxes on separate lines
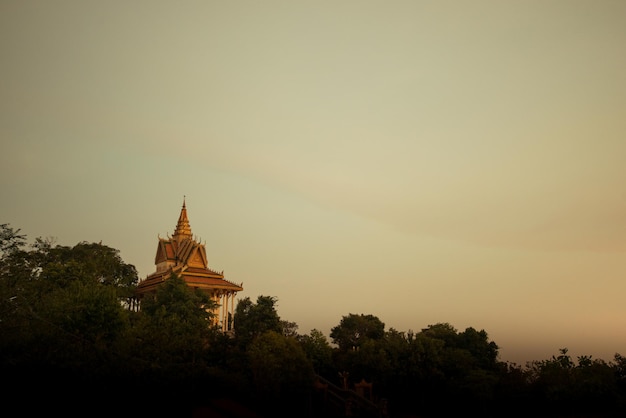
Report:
136,199,243,296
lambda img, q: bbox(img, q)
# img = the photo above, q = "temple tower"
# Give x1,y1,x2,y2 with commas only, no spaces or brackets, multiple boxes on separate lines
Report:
135,198,243,331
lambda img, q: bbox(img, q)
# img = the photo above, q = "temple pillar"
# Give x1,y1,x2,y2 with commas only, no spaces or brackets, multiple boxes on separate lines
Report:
231,292,236,330
221,291,227,331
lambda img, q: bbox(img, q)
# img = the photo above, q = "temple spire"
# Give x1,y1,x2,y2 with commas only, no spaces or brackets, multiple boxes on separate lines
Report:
173,197,192,240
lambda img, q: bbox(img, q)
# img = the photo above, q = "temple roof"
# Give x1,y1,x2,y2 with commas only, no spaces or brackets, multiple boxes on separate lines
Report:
136,198,243,297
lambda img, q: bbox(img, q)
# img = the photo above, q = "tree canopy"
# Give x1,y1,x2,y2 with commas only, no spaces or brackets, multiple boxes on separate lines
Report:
1,223,625,418
234,295,282,346
330,313,386,351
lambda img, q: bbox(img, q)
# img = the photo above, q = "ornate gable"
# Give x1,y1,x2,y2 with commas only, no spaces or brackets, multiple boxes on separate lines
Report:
155,240,167,264
188,247,205,268
155,239,177,272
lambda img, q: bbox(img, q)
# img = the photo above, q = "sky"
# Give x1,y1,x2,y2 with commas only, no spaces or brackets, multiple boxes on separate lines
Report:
1,1,625,366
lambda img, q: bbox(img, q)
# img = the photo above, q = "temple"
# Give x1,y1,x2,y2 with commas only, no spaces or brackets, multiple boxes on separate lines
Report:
135,198,243,331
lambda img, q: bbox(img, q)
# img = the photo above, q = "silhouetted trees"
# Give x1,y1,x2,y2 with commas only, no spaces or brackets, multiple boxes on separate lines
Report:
0,230,136,373
330,313,386,351
1,223,625,417
298,328,334,376
234,295,282,346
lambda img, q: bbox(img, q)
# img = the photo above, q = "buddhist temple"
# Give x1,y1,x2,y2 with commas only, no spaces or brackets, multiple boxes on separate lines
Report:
135,198,243,331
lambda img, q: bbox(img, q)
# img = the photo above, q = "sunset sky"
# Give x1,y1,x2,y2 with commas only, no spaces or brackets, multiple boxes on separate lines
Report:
1,1,625,365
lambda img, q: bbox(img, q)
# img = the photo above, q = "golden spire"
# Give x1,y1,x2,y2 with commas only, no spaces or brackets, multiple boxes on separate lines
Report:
173,197,192,240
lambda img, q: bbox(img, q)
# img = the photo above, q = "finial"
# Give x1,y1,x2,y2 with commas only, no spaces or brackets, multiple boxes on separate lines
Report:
173,197,192,239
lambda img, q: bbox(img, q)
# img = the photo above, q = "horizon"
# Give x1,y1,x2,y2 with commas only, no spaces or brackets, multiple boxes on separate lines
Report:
2,1,625,366
6,200,623,366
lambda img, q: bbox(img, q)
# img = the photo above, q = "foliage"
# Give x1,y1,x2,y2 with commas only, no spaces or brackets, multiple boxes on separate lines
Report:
0,223,26,259
127,272,219,369
234,295,282,346
0,227,136,373
280,319,299,337
330,313,385,351
298,328,334,375
1,223,625,417
247,330,315,412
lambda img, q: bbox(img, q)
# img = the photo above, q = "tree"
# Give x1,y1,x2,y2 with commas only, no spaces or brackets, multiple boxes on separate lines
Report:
139,272,216,323
129,272,218,368
330,313,385,351
281,319,299,337
0,234,137,372
33,241,138,302
247,330,315,414
234,295,281,346
0,224,33,323
299,328,334,376
374,328,411,397
458,327,500,369
524,348,626,416
0,224,29,338
0,223,26,260
1,231,143,416
420,322,459,347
